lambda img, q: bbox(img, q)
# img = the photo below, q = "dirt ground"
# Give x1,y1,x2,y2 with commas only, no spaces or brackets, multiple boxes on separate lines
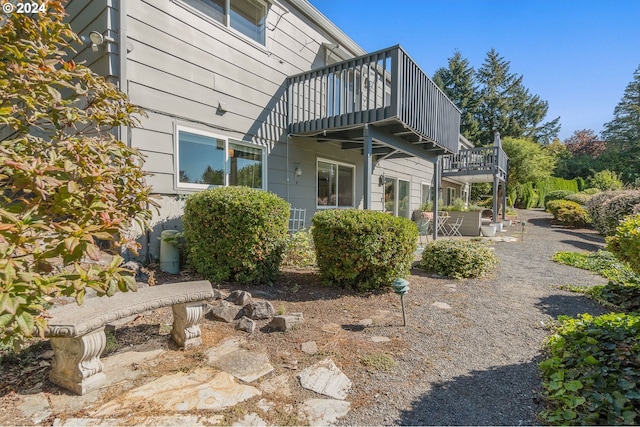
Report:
0,209,610,425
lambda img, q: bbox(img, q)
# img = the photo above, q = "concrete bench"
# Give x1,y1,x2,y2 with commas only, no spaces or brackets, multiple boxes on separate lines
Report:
44,280,214,395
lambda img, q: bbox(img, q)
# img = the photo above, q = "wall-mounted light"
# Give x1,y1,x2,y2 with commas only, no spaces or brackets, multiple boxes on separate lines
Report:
217,101,228,115
295,167,302,177
83,31,115,52
378,173,385,186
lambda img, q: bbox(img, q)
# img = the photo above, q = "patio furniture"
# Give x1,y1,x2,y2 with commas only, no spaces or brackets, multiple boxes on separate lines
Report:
437,213,449,235
418,217,431,246
447,217,464,237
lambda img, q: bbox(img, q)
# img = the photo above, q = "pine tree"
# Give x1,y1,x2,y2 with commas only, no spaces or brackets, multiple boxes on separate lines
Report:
433,50,481,143
601,65,640,183
474,49,560,144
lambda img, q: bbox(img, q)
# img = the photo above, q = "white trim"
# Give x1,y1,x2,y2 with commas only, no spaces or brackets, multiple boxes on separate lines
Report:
175,125,266,191
316,157,355,209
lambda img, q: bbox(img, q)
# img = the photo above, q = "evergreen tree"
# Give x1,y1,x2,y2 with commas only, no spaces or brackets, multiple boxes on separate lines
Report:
475,49,560,145
433,50,481,143
601,65,640,183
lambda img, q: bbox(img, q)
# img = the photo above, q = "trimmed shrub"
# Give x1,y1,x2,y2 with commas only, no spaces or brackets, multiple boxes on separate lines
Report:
183,187,289,284
418,240,498,279
312,209,417,291
282,229,316,268
546,200,590,227
544,190,576,206
539,313,640,425
581,187,601,195
513,182,538,209
536,177,580,208
586,189,640,236
564,192,593,205
607,214,640,275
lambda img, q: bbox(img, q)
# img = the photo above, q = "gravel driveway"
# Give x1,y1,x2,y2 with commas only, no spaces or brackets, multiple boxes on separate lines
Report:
338,208,610,426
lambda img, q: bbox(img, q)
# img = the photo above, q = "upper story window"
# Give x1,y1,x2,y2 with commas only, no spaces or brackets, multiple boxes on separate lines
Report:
177,128,264,190
182,0,267,45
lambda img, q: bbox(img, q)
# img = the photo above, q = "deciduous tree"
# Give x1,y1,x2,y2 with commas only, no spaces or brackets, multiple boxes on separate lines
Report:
0,2,154,348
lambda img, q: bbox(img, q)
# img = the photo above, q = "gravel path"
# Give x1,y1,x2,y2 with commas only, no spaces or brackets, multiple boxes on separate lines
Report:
338,208,610,426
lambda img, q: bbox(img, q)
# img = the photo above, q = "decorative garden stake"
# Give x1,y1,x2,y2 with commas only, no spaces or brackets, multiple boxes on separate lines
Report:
392,278,410,326
521,220,527,242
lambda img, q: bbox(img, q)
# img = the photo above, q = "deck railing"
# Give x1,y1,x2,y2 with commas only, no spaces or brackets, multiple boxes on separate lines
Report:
441,147,508,180
287,45,460,154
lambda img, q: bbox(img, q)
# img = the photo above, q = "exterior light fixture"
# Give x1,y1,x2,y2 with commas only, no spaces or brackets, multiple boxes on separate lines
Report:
392,278,409,326
295,167,302,177
86,31,115,52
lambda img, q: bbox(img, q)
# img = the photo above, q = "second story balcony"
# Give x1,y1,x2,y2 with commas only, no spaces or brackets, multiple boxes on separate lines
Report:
441,146,508,183
287,46,460,158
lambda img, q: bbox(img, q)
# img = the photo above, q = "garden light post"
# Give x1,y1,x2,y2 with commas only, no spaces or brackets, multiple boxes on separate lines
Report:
392,278,409,326
521,220,526,242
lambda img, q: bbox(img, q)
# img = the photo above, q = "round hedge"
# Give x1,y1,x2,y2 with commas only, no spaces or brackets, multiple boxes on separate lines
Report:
586,189,640,236
312,209,418,291
419,240,498,279
546,200,590,227
182,186,289,284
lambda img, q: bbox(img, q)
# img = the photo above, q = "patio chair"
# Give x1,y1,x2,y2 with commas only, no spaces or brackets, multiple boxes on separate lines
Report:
418,217,431,246
447,217,464,237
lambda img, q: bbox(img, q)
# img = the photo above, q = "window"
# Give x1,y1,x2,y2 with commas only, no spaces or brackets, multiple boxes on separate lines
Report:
177,128,264,190
421,183,432,207
447,187,456,205
317,159,354,207
182,0,267,45
385,177,410,217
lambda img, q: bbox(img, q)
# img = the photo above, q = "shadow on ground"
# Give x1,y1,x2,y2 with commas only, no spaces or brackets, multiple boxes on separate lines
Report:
397,361,543,426
558,239,605,252
535,292,609,319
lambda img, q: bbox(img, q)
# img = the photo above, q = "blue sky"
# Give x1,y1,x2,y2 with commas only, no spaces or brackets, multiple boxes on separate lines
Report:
309,0,640,142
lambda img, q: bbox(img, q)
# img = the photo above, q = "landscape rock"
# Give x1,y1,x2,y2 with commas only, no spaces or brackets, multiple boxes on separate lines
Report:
207,337,274,383
432,301,452,310
243,301,275,320
358,318,373,326
236,316,256,334
231,413,266,426
371,336,391,343
258,374,293,397
267,313,304,331
226,290,252,306
298,358,352,400
301,341,318,354
207,300,243,323
120,261,149,283
92,368,260,415
300,398,351,426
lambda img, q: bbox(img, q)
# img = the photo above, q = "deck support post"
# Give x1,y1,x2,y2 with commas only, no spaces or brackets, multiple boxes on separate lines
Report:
433,156,440,241
363,124,372,210
493,174,500,224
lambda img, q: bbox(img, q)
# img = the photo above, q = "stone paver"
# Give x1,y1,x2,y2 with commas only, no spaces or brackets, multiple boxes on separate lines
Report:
298,358,352,400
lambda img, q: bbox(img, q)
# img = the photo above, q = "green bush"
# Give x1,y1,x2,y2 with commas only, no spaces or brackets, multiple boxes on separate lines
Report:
589,169,624,191
183,187,289,284
282,229,316,268
552,250,638,284
540,313,640,425
418,240,498,279
512,182,538,209
536,177,580,208
582,187,602,195
546,200,590,226
311,209,417,291
607,214,640,275
544,190,576,206
587,281,640,312
586,190,640,236
564,192,593,205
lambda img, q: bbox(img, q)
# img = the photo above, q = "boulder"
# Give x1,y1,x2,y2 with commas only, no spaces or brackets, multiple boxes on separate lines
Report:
207,301,243,323
226,290,252,306
243,301,275,320
236,316,256,334
267,313,304,331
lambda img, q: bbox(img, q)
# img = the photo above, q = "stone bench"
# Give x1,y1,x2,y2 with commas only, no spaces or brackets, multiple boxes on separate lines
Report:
44,280,214,395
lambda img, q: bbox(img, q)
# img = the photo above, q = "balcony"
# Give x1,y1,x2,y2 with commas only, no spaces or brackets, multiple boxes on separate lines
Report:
441,146,508,183
287,45,460,158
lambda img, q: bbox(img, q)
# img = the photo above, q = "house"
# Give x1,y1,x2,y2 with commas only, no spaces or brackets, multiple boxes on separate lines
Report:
65,0,505,261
